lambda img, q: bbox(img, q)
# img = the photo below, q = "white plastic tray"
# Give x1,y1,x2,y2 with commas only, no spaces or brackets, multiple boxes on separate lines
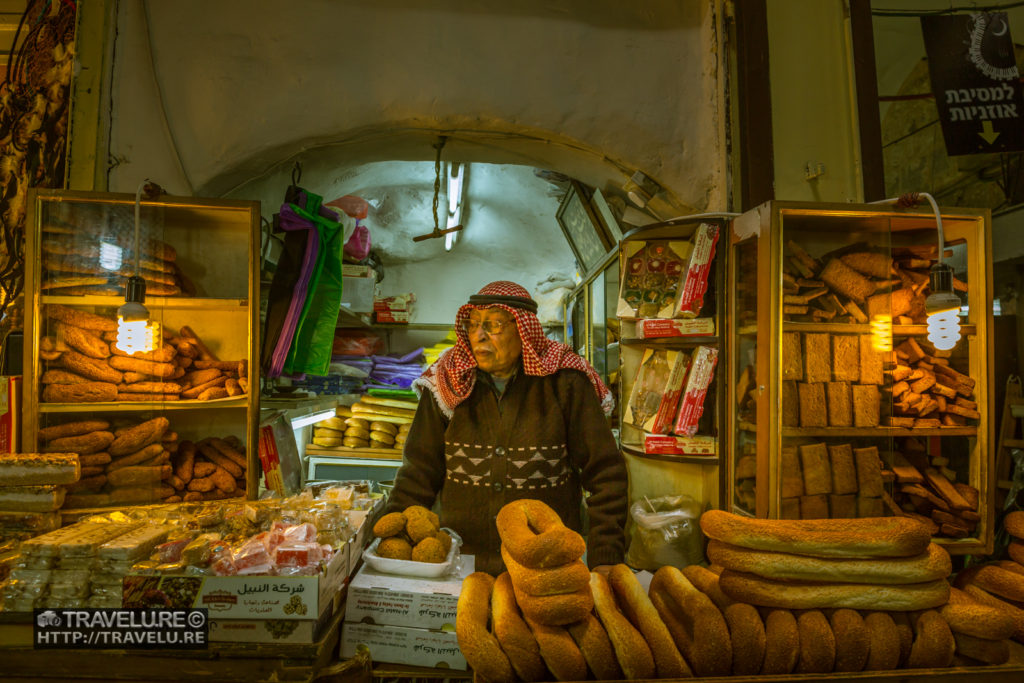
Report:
362,528,462,578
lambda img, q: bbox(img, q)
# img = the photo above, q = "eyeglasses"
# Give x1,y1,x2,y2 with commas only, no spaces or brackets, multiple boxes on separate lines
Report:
461,319,512,335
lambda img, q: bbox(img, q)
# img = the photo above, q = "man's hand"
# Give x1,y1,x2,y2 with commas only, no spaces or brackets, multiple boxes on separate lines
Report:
591,564,614,576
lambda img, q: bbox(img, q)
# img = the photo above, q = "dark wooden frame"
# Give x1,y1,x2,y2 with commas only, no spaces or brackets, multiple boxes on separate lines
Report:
555,181,616,276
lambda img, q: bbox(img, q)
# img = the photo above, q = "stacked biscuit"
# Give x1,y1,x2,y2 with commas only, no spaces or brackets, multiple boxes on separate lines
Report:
40,304,248,403
950,510,1024,655
41,223,194,297
700,510,1015,670
890,436,983,539
0,453,79,540
371,505,452,563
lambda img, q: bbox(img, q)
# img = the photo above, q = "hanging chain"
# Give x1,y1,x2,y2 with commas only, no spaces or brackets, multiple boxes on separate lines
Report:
431,136,447,233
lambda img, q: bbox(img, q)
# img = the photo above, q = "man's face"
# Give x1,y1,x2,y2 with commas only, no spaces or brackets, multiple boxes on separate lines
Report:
465,307,522,378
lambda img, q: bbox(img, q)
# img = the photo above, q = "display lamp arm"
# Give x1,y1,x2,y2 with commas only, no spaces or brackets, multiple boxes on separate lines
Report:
869,192,961,351
115,180,159,354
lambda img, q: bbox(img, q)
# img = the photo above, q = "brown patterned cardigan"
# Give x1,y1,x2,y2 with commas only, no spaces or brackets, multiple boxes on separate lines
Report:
385,367,628,576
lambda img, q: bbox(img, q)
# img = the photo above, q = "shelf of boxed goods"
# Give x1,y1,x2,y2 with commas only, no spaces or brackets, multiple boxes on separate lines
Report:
618,334,720,464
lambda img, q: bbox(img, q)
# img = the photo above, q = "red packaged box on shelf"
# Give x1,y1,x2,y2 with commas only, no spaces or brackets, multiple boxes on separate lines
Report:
642,434,717,456
637,318,715,338
0,376,21,454
623,348,691,434
673,222,719,318
374,310,410,324
673,346,718,436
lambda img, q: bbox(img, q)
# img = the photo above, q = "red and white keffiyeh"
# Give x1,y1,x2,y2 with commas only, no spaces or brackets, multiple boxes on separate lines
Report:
414,281,613,418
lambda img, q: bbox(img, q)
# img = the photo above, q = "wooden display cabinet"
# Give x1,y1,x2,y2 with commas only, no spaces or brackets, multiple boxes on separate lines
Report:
616,217,726,510
727,200,993,555
23,189,261,508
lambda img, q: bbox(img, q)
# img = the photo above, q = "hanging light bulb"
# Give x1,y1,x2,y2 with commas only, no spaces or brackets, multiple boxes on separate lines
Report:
115,180,160,354
925,262,961,351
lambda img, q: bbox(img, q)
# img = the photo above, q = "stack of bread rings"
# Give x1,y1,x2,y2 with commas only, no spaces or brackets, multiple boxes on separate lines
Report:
455,506,1021,681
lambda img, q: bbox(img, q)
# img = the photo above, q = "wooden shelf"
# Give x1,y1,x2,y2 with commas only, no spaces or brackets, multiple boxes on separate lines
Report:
738,421,977,437
622,442,719,465
40,295,250,310
740,322,980,336
621,335,718,347
306,445,403,460
336,307,371,328
39,397,249,412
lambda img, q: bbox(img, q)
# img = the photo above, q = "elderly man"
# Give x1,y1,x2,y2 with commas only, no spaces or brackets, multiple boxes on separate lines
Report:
385,281,628,575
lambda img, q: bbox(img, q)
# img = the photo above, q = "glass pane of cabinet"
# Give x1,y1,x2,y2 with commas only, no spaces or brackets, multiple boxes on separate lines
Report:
727,200,992,555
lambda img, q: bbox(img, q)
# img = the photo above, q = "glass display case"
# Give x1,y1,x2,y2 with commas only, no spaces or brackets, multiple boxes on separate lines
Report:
727,200,993,555
23,189,261,510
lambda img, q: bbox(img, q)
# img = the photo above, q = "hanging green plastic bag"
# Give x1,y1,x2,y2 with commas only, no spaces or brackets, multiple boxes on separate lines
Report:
283,192,346,376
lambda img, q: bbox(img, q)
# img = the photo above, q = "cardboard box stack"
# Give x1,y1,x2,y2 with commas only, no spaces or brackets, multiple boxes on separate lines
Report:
340,556,474,669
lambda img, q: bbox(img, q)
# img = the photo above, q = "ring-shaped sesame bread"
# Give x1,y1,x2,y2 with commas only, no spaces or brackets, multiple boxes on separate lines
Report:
496,499,586,568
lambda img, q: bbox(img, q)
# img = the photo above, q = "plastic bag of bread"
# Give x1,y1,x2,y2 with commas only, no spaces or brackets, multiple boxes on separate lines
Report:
624,494,704,571
362,527,462,578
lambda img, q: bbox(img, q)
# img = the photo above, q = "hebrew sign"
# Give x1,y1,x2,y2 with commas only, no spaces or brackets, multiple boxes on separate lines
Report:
921,12,1024,156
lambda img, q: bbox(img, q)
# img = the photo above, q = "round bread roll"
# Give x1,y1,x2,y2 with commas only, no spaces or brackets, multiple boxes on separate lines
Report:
566,613,623,681
997,560,1024,578
906,609,955,669
316,416,347,430
491,573,547,682
1009,540,1024,566
314,426,344,439
608,564,690,678
345,425,371,440
372,512,407,538
943,587,1016,640
455,572,514,683
681,564,764,675
969,565,1024,603
862,611,901,671
952,631,1010,665
589,572,655,679
344,416,370,430
723,602,766,675
312,436,343,447
496,499,585,569
500,545,590,596
959,584,1024,642
335,405,352,418
342,436,369,448
891,611,915,667
369,430,395,445
760,608,799,675
370,440,392,449
1005,510,1024,540
794,609,835,674
648,565,731,677
829,608,869,672
524,616,587,681
370,420,398,435
398,422,411,433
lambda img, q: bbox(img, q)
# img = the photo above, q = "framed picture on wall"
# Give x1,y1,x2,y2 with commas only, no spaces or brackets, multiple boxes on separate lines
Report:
556,181,616,275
